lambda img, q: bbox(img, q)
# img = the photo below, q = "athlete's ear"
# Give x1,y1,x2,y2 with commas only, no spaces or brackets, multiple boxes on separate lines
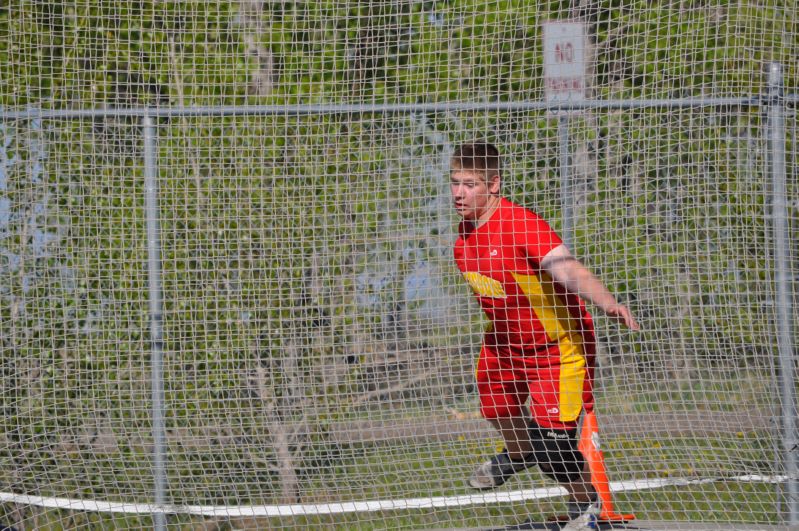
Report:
487,172,501,194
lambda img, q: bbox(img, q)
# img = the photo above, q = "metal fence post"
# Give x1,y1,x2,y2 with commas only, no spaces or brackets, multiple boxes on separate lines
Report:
143,114,167,531
768,62,798,526
559,115,574,249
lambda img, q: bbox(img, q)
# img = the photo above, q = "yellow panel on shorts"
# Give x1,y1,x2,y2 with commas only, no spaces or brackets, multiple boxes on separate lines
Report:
558,337,586,422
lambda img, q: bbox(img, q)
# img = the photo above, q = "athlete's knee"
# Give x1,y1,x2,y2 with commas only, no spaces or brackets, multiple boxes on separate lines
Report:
537,452,584,483
529,421,585,484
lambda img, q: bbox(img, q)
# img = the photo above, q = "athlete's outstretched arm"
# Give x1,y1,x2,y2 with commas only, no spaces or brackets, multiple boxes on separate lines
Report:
540,245,640,330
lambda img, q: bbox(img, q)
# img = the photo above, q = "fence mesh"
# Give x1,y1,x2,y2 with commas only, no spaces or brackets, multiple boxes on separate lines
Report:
1,1,797,530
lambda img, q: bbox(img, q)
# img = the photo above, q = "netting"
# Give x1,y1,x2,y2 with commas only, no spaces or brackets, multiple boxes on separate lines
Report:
1,1,797,530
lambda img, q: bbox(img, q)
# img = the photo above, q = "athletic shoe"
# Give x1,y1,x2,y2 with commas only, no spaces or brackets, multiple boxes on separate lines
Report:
561,500,600,530
467,449,536,489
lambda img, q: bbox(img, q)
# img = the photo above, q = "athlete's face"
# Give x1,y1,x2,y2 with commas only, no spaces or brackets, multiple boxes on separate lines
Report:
450,168,501,223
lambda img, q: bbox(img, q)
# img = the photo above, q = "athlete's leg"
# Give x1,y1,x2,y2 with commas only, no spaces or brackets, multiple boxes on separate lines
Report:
486,414,532,460
469,414,537,489
528,420,598,529
563,460,594,502
524,339,598,528
477,344,533,457
469,345,536,489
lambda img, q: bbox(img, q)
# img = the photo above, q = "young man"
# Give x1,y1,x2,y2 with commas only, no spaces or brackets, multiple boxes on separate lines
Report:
450,142,639,530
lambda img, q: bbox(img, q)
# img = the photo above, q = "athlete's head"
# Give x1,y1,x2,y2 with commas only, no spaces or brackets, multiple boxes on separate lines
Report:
450,142,502,224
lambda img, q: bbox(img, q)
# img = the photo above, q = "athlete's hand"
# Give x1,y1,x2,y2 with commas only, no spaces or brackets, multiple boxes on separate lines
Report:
604,304,640,330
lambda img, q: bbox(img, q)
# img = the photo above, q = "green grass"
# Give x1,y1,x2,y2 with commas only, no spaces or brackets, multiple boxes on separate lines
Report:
598,373,778,416
0,376,784,529
2,429,784,530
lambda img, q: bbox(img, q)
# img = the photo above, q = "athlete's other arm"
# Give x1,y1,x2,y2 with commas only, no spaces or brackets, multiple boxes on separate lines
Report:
540,244,640,330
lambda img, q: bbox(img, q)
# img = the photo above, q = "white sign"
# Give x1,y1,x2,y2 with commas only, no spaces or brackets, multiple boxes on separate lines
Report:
542,21,587,105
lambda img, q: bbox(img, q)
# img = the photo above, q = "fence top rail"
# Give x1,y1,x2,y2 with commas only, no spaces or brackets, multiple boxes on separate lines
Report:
1,95,794,121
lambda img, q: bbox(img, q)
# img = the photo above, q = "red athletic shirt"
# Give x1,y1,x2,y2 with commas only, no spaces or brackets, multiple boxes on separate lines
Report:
453,197,596,365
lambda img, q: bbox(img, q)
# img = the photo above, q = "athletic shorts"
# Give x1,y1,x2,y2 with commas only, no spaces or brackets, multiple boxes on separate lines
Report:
475,342,594,430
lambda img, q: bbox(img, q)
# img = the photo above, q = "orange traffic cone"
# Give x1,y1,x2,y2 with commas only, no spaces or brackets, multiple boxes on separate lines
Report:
578,410,635,522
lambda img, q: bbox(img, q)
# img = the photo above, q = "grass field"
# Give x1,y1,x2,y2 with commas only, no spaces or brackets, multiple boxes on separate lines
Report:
1,427,784,530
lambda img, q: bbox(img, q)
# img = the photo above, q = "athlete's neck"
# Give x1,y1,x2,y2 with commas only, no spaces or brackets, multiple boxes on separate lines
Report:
473,196,502,228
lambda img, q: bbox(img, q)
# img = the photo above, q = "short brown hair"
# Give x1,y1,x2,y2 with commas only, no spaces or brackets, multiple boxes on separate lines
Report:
451,142,501,177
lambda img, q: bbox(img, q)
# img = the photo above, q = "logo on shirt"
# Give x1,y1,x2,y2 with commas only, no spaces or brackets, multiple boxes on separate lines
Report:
490,249,499,256
462,272,506,299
